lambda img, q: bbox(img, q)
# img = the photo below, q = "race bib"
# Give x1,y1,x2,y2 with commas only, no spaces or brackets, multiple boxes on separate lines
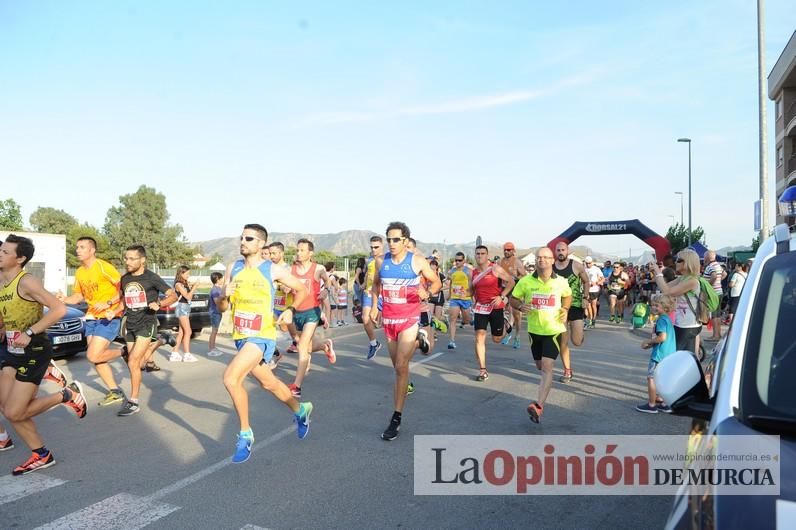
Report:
5,331,25,354
274,294,286,307
383,284,407,304
234,311,263,335
530,293,557,310
474,302,493,315
452,285,465,297
124,290,148,309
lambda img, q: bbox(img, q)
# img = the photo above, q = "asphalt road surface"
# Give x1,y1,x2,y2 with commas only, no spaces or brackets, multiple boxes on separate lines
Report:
1,320,690,529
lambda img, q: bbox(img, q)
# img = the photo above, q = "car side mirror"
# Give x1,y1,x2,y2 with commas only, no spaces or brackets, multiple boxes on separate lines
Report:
654,350,713,421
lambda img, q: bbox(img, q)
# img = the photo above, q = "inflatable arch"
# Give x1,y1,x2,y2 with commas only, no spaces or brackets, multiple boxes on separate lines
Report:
547,220,671,261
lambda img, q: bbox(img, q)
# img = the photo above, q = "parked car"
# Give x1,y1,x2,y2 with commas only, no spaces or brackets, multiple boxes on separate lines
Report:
655,224,795,530
46,305,87,359
157,277,211,337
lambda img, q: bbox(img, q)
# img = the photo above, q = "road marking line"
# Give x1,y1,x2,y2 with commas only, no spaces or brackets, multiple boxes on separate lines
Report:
240,525,271,530
0,474,66,505
147,425,295,501
34,492,180,530
410,350,448,369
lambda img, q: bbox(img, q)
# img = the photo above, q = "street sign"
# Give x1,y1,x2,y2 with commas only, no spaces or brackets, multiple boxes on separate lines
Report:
754,200,761,231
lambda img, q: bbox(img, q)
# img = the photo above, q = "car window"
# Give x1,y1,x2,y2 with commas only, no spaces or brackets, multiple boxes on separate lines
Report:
745,251,796,418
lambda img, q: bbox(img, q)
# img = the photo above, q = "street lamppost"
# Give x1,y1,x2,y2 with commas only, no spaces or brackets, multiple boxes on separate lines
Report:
668,215,676,227
674,192,684,226
677,138,692,246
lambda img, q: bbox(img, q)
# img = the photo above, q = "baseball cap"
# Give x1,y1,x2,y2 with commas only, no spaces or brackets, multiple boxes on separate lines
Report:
584,256,593,263
503,242,515,250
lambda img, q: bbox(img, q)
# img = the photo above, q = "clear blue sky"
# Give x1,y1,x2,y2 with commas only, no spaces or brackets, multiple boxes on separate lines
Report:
2,1,794,257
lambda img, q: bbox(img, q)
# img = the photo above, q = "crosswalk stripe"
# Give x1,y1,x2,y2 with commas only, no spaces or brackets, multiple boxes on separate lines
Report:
0,474,66,506
33,493,180,530
240,525,271,530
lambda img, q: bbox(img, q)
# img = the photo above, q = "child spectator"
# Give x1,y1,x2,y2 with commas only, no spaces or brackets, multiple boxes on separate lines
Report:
631,295,650,329
635,294,676,414
207,272,224,357
336,278,348,326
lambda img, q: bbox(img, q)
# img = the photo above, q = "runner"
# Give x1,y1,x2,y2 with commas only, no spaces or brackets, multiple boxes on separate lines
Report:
269,241,295,366
371,222,440,440
447,252,473,350
117,245,178,417
552,242,590,383
583,256,604,328
57,236,126,406
405,238,433,395
606,262,630,323
289,238,336,398
221,224,313,463
0,234,87,475
428,259,447,325
499,242,526,349
471,246,514,382
362,236,384,359
509,246,572,424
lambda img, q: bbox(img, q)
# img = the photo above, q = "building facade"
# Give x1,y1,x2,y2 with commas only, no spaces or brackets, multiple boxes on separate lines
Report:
769,31,796,225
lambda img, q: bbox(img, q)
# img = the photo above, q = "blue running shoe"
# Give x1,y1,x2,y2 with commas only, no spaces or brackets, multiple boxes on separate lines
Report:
500,334,512,346
296,402,313,439
232,434,253,463
512,337,521,349
367,341,382,360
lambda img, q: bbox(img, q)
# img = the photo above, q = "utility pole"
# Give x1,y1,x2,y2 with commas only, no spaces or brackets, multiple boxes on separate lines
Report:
757,0,770,240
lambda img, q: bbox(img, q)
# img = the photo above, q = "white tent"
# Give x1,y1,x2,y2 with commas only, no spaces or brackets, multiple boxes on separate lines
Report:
521,252,536,265
209,262,226,271
633,251,656,266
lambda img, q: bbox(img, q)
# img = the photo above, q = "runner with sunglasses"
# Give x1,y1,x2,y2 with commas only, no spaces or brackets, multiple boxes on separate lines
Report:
363,236,384,359
472,246,514,382
447,252,473,350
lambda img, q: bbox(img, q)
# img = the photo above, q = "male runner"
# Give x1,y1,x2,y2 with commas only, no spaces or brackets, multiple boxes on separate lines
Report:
0,234,87,475
404,238,432,395
509,246,571,424
362,235,384,359
499,242,526,349
221,224,312,463
117,245,178,416
583,257,604,328
553,242,590,383
289,238,336,398
58,236,126,406
268,241,294,366
371,222,440,440
606,262,630,323
447,251,473,350
471,246,514,382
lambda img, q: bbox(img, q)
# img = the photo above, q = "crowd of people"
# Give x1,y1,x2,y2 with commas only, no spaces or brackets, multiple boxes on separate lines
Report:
0,226,744,475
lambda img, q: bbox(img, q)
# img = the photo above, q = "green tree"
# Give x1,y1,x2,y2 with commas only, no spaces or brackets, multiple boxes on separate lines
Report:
29,206,78,234
0,198,24,231
665,223,706,255
751,234,761,253
207,252,225,266
103,185,193,267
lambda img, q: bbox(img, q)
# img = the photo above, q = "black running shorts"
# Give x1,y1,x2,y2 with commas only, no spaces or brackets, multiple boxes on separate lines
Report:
474,308,505,336
122,317,158,343
0,334,53,385
567,306,585,322
528,333,561,361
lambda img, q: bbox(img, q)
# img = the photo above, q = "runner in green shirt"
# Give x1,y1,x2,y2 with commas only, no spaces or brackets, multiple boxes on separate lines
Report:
510,247,572,424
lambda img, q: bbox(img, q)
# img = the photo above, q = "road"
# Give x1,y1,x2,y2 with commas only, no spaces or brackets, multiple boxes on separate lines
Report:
1,320,690,529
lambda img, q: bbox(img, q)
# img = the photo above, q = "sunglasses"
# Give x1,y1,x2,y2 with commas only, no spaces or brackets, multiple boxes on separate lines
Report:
370,246,381,250
613,266,620,269
240,236,261,242
455,259,464,262
386,237,403,244
676,258,685,263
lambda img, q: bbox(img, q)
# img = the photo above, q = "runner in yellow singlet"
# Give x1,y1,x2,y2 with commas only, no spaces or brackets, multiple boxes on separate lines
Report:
446,252,473,350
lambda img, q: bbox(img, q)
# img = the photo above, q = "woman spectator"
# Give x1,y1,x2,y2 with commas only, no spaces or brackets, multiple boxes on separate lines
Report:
353,257,366,305
651,249,702,353
726,261,748,325
170,266,199,362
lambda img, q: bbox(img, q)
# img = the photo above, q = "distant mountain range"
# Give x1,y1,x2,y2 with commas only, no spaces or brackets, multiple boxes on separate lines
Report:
196,230,614,264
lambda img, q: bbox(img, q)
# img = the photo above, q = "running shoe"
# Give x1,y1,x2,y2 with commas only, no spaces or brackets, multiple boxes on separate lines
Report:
367,341,382,360
635,403,658,414
63,381,87,419
447,341,456,350
295,402,313,440
417,329,430,355
158,331,178,347
98,389,125,407
609,315,616,323
144,361,161,372
12,451,55,476
618,316,624,324
288,383,301,398
118,400,140,417
655,403,673,414
207,349,224,357
500,334,512,346
169,352,183,362
323,339,336,364
559,369,573,383
431,318,448,334
287,342,299,354
0,437,14,452
232,434,253,463
381,417,401,441
406,382,415,395
44,361,68,388
182,352,198,363
527,401,544,424
512,337,521,349
475,370,489,382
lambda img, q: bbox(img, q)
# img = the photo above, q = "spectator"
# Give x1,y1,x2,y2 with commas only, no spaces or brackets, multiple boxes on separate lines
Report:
635,294,677,413
207,271,224,356
336,277,349,326
703,250,726,340
171,266,199,363
726,261,748,325
353,257,366,305
651,249,702,353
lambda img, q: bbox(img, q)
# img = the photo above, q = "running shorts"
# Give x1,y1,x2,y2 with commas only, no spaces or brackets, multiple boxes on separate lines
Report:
528,333,561,361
